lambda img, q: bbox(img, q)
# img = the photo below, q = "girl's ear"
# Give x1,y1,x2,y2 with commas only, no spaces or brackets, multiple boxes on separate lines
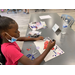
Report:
1,32,8,38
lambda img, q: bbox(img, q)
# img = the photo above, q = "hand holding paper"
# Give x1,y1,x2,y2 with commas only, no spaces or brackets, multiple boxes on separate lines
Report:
34,37,65,62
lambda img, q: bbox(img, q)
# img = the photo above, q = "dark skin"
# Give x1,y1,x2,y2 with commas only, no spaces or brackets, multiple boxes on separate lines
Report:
1,22,56,65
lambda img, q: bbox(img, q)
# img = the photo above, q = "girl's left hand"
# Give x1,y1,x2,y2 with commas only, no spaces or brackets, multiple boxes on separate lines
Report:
36,36,44,41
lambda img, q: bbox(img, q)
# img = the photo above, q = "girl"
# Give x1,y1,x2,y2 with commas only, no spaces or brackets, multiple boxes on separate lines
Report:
0,15,55,65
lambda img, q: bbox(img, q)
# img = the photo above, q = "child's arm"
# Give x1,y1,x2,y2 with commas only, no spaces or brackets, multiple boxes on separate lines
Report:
17,36,44,41
18,40,56,65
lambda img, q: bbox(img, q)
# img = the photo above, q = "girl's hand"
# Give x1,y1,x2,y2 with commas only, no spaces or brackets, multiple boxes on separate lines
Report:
47,40,56,50
36,36,44,41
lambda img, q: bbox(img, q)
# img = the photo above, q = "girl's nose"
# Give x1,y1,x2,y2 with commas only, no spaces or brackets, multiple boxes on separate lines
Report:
18,31,20,33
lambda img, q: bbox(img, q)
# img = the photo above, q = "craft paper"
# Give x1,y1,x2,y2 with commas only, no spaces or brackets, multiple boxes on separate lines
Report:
28,21,47,30
39,15,51,19
34,39,65,62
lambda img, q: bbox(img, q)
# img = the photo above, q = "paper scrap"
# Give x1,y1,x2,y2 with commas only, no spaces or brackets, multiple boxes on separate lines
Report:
27,48,31,51
39,15,51,19
36,46,40,50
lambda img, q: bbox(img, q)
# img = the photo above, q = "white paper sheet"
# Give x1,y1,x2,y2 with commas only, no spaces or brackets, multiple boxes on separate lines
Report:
34,40,65,62
39,15,52,19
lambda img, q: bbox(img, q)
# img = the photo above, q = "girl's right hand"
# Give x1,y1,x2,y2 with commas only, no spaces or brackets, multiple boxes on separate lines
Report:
47,40,56,50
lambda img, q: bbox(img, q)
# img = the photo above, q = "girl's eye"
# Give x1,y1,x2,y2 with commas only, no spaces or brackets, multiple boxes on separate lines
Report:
15,31,18,33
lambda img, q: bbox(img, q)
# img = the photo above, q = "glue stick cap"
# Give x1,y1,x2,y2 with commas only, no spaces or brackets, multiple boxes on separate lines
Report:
52,39,55,41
